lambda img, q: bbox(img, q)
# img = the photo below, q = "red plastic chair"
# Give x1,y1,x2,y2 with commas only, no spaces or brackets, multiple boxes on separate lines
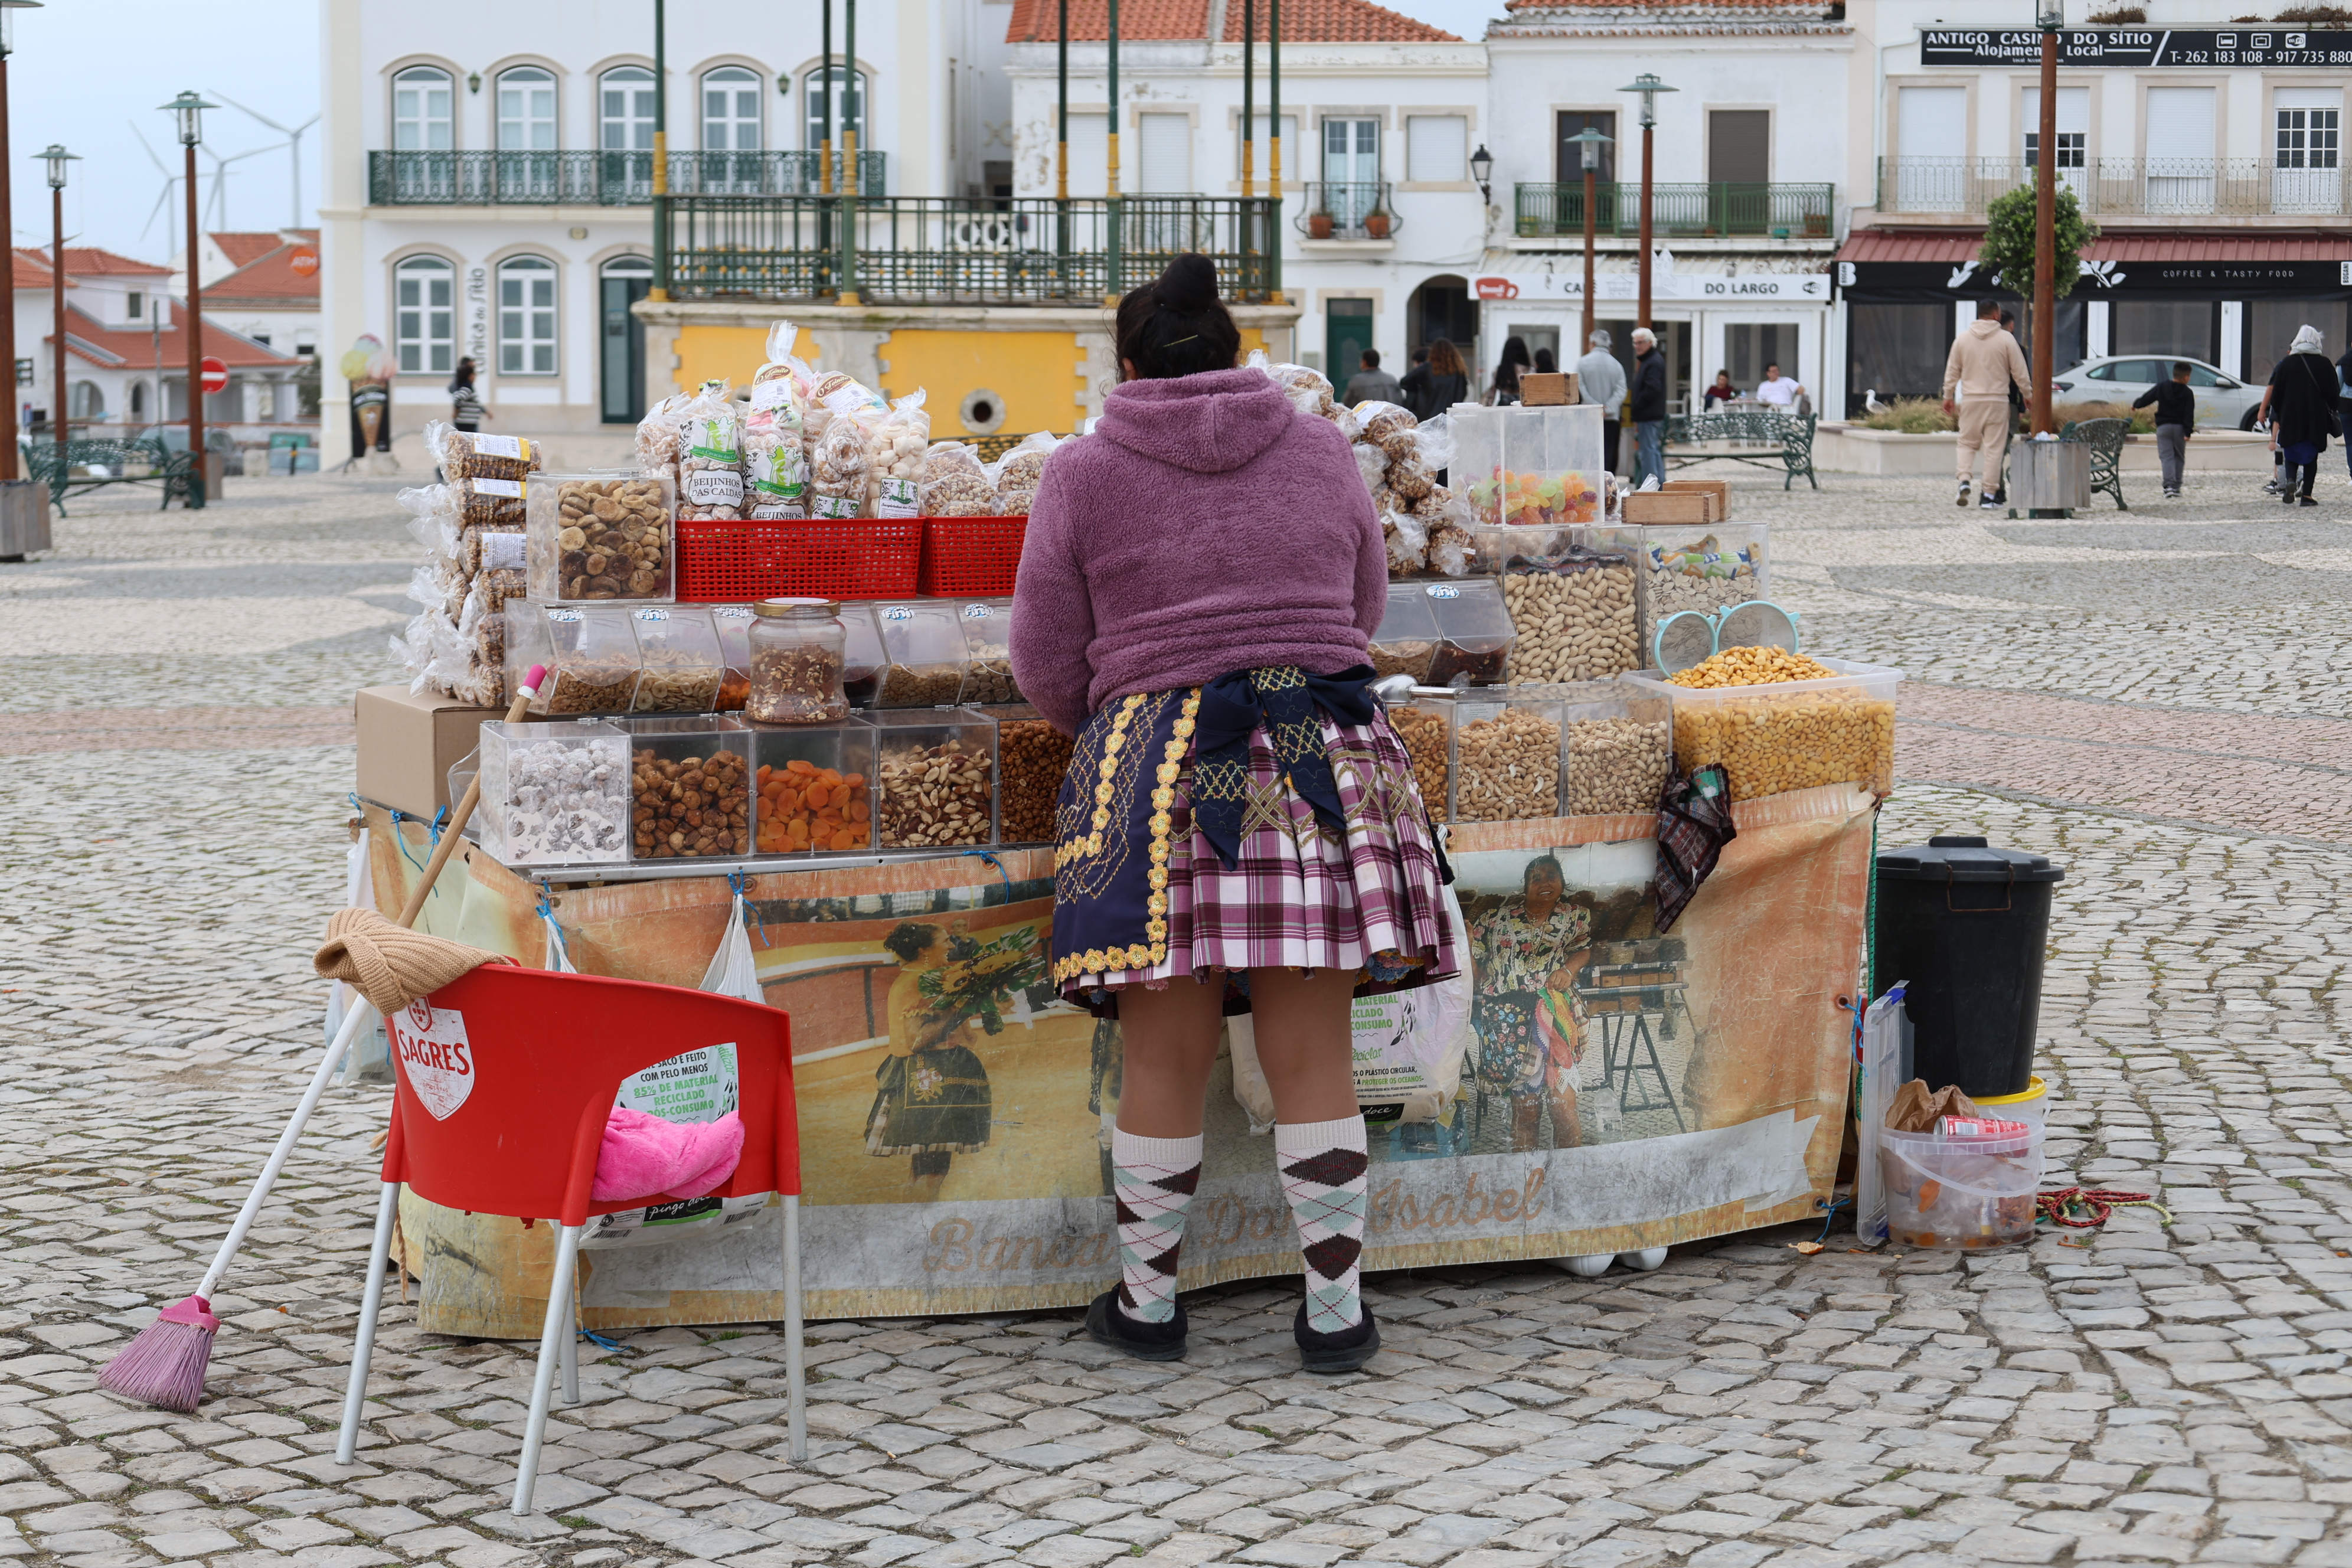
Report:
329,966,803,1515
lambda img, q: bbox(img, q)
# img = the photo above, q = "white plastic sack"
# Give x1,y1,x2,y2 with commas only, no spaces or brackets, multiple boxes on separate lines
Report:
331,828,393,1084
576,894,776,1249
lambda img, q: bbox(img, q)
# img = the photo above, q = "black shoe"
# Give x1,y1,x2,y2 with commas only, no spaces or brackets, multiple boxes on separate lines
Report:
2284,491,2298,505
1294,1300,1380,1374
2300,495,2320,507
1086,1289,1187,1361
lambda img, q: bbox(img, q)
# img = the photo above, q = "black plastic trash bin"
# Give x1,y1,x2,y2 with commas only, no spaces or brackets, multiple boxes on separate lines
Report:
1874,835,2064,1099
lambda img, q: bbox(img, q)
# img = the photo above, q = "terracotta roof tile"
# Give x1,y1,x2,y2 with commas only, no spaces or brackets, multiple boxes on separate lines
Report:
53,246,171,277
208,241,321,305
1008,0,1211,41
13,247,54,289
1008,0,1453,42
50,300,304,371
1221,0,1458,42
211,231,288,268
1506,0,1826,10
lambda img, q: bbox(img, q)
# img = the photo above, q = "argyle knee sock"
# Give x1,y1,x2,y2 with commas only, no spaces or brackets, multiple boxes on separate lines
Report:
1112,1128,1203,1324
1275,1115,1370,1332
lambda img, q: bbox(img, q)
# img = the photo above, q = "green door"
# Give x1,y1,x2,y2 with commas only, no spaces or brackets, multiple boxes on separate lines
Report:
600,263,653,424
1326,299,1374,390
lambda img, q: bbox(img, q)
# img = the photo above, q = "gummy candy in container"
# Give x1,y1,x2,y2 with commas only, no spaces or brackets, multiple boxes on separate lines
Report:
1455,403,1606,531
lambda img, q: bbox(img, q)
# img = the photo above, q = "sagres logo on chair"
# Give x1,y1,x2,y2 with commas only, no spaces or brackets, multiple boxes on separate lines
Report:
390,1001,478,1121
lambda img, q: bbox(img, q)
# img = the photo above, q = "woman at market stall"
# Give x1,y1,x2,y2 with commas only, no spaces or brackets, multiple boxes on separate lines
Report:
1469,855,1593,1154
1009,252,1456,1373
2259,325,2339,507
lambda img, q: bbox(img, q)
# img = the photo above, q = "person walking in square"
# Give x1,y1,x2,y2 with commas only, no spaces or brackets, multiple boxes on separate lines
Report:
1577,329,1627,475
1942,300,2031,508
1344,348,1403,407
2132,361,2197,499
2259,324,2338,508
1629,328,1668,487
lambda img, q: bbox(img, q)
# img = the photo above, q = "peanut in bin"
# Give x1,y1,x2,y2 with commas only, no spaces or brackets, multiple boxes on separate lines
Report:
756,759,872,852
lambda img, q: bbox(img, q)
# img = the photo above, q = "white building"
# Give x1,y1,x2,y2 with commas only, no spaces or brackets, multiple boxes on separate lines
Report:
1005,0,1485,388
318,0,1000,466
181,230,324,362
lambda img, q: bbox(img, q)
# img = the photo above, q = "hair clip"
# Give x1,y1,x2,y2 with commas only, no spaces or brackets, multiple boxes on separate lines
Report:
1164,335,1199,346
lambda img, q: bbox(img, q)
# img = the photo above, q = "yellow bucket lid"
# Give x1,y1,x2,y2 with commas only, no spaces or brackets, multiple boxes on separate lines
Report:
1974,1075,2046,1107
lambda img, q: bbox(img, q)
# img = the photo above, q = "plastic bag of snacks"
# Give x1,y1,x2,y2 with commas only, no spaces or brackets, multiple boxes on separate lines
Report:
1356,401,1419,452
1384,429,1438,504
391,612,435,692
808,411,871,519
919,441,995,517
1246,348,1336,417
866,390,930,517
988,430,1060,517
1351,442,1388,496
1380,502,1429,576
744,322,811,519
398,482,459,559
426,419,542,484
1419,488,1476,577
803,369,884,450
635,390,687,487
675,380,746,521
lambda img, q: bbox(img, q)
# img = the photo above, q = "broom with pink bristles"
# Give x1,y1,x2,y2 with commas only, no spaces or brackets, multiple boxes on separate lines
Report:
99,665,548,1412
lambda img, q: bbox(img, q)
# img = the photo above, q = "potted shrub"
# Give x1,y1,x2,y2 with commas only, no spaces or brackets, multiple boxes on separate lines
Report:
1364,207,1393,239
1308,208,1335,239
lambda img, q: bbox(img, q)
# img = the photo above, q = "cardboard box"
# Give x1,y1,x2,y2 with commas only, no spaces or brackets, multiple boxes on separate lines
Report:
1661,478,1729,521
355,684,507,819
1518,371,1577,407
1621,490,1714,524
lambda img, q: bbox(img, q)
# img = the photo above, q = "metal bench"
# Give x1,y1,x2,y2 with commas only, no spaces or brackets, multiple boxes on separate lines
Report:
2057,417,2128,511
21,437,203,514
1667,407,1818,490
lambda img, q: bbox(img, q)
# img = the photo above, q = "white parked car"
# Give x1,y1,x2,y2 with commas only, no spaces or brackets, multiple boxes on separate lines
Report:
2049,355,2268,430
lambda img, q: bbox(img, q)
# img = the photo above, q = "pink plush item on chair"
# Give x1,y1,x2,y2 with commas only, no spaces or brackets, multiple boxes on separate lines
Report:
593,1106,744,1202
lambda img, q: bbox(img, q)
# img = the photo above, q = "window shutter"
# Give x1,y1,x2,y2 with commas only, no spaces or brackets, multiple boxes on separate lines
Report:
1406,116,1466,183
1139,113,1191,194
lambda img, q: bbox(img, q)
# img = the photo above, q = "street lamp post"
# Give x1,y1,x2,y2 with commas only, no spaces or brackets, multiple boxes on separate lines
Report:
0,0,43,486
1619,74,1675,332
162,92,215,502
41,143,74,446
2032,0,2061,436
1566,127,1612,349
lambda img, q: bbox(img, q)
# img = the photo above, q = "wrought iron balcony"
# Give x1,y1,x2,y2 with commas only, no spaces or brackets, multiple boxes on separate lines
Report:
660,194,1280,304
367,149,887,205
1513,182,1834,239
1293,182,1398,240
1877,157,2350,217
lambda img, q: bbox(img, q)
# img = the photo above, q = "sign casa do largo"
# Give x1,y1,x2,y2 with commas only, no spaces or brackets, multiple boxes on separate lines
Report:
1921,27,2352,67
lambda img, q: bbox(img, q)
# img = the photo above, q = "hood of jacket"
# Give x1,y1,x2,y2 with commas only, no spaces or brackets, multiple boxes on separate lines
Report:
1096,367,1300,474
1966,319,2004,341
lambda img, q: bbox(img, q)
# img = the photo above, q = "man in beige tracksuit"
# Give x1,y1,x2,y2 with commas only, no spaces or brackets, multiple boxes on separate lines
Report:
1942,299,2034,507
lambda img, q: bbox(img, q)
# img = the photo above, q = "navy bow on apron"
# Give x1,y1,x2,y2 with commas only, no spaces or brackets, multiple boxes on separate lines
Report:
1188,664,1378,871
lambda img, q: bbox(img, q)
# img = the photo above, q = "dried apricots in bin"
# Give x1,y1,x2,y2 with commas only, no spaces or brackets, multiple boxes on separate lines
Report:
751,724,878,855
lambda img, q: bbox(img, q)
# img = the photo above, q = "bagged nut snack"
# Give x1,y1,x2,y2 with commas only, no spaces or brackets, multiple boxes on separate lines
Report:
746,331,811,521
427,420,542,484
866,391,930,518
528,472,675,602
676,380,746,521
802,369,884,450
455,476,527,529
1381,503,1430,577
1356,400,1419,448
635,390,687,480
989,430,1060,517
808,416,871,520
1247,348,1336,417
919,441,996,517
1453,701,1564,822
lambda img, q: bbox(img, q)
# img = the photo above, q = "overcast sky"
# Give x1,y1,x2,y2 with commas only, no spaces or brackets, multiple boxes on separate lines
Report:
5,0,1507,264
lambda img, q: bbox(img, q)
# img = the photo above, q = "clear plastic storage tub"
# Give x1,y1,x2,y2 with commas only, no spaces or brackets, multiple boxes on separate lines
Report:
1880,1125,2044,1250
1453,404,1606,530
477,718,632,867
1621,657,1902,803
1593,521,1771,667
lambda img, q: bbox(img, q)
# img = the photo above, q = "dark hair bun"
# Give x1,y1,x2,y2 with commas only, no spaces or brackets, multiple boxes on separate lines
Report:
1153,253,1220,312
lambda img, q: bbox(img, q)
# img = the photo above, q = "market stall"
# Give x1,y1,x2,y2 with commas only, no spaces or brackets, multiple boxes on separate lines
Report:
357,340,1897,1336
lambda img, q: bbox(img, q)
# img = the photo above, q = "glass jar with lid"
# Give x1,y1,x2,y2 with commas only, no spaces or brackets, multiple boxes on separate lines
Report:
746,597,850,723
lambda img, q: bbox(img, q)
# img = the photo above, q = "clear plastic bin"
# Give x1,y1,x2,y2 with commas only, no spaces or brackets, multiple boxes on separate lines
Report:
1386,695,1453,823
1451,695,1564,822
1511,682,1674,816
505,605,641,716
1880,1125,2044,1250
841,602,884,709
526,471,677,603
752,721,876,855
1501,534,1643,684
1621,657,1901,803
1595,521,1771,668
958,598,1022,704
985,702,1074,845
869,708,998,849
871,600,970,708
625,714,754,860
478,718,632,866
1422,578,1518,688
629,606,726,713
1370,583,1439,682
1453,404,1606,531
709,604,754,711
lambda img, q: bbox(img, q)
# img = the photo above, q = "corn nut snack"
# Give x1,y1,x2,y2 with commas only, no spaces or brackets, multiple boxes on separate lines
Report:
1504,558,1641,684
1671,691,1896,802
554,478,672,600
877,741,994,848
1453,706,1561,822
631,746,751,859
1566,718,1671,815
1665,646,1836,687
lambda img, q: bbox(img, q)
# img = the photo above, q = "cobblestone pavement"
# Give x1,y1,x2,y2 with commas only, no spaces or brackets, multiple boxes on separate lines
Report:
5,471,2351,1568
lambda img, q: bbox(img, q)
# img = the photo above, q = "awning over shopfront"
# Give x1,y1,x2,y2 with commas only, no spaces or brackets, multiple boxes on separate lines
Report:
1835,231,2352,302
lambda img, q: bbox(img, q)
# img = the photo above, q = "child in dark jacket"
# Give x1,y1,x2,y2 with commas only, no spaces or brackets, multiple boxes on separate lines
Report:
2132,362,2197,498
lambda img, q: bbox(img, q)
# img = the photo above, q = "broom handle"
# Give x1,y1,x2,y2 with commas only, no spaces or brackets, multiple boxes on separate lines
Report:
195,667,549,1302
396,668,547,928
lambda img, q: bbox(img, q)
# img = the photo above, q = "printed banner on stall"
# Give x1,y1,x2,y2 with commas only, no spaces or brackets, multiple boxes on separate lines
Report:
369,785,1874,1332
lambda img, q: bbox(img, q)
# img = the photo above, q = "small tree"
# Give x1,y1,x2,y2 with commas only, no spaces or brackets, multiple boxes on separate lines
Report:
1979,181,2099,302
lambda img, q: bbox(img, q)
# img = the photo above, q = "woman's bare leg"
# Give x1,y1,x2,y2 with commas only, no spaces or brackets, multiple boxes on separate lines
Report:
1114,979,1227,1138
1246,966,1358,1123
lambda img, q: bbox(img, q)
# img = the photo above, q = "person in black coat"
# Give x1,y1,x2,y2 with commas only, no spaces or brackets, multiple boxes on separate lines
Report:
2338,345,2352,483
1628,328,1669,486
2262,325,2340,506
1399,337,1469,420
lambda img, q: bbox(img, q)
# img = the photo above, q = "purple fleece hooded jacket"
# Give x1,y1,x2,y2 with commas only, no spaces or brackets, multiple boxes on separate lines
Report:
1008,367,1386,735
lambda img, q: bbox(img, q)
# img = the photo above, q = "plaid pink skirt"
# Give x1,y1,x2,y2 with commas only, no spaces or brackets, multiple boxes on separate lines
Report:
1050,685,1458,1001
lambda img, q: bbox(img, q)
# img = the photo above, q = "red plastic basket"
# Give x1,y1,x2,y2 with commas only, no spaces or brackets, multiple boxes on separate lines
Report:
674,522,762,602
918,514,1028,597
756,520,923,600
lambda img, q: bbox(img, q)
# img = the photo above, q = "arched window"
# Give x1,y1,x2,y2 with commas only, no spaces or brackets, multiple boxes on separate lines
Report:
703,66,763,151
601,66,656,151
496,66,557,151
498,256,558,376
393,66,454,151
130,380,148,417
394,256,455,375
802,66,867,151
69,380,104,420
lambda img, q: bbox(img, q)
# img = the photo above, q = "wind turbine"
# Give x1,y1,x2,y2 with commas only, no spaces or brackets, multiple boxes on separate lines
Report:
213,93,317,230
130,120,183,247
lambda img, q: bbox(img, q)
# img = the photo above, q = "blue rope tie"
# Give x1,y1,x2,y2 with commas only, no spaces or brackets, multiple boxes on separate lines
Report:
962,848,1012,897
729,871,772,949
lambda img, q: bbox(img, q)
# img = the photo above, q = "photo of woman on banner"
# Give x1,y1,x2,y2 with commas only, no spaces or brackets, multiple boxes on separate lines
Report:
864,920,997,1194
1470,855,1593,1152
